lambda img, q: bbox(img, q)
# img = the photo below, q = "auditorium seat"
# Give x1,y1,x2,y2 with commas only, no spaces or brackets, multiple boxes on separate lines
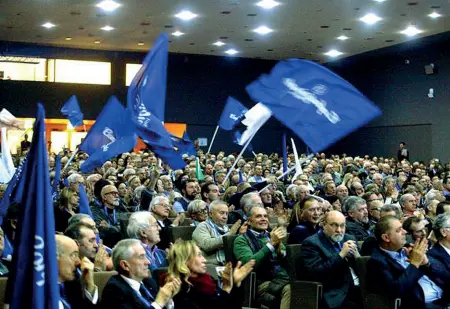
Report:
169,226,195,242
94,271,118,301
0,277,7,307
355,256,401,309
286,244,323,309
180,218,193,226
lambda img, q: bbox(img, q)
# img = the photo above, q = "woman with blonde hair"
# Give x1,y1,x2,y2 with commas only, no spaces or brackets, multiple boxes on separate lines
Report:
55,187,79,232
165,239,255,309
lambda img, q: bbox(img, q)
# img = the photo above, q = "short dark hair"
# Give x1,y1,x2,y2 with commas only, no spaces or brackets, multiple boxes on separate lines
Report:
380,204,402,219
402,216,422,234
64,222,94,242
200,182,215,201
374,215,398,244
436,201,450,216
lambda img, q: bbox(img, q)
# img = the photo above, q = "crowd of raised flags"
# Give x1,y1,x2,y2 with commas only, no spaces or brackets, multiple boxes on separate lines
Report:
0,31,382,308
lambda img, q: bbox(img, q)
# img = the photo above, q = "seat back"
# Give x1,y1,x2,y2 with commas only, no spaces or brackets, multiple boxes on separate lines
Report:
94,271,118,301
0,277,8,307
223,235,238,265
120,218,129,236
286,244,303,281
169,226,195,242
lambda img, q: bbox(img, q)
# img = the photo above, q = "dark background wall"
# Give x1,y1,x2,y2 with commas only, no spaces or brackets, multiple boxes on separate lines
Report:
1,31,449,162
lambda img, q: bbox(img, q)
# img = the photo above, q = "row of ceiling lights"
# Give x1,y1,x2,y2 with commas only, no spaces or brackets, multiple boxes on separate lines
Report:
39,0,443,58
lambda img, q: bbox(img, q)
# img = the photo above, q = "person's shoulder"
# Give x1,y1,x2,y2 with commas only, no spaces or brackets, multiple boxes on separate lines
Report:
302,232,321,245
343,234,357,241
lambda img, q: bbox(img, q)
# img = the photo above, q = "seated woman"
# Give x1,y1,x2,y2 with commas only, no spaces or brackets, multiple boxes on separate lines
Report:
55,188,79,232
186,200,208,226
165,240,255,309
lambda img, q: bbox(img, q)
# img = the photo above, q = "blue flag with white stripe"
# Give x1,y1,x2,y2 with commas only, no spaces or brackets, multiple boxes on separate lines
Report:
218,97,248,131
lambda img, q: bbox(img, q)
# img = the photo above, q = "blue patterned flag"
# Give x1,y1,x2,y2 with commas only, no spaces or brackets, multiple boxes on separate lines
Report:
61,95,84,127
218,97,248,131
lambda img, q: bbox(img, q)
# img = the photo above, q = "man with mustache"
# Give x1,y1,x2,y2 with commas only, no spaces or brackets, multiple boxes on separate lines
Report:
301,211,362,309
344,196,372,241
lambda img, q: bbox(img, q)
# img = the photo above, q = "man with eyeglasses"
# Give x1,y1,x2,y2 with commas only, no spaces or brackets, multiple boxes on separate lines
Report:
301,210,362,309
150,196,180,250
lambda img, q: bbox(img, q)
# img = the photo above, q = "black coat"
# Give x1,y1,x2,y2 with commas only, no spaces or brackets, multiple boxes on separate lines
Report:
100,274,159,309
427,243,450,289
63,278,97,309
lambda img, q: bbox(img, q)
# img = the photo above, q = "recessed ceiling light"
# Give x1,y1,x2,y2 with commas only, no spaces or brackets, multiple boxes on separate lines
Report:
175,10,198,21
65,37,72,41
324,49,343,57
428,12,441,19
172,31,185,36
225,49,239,55
253,26,273,35
360,13,382,25
42,22,56,29
337,35,349,41
256,0,280,10
137,42,144,46
373,0,387,2
101,25,114,31
94,40,101,44
96,0,121,12
213,41,226,46
400,25,423,36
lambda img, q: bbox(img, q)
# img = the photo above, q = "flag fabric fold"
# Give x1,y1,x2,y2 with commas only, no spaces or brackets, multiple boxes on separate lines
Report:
0,109,23,129
78,183,93,218
171,131,196,157
246,59,382,152
218,97,248,131
61,95,84,128
291,138,303,182
236,103,272,146
0,127,15,183
7,103,60,309
79,96,137,173
51,154,61,202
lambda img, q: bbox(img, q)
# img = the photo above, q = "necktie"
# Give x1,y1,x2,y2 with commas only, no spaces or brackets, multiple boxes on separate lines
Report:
59,284,72,309
140,283,155,302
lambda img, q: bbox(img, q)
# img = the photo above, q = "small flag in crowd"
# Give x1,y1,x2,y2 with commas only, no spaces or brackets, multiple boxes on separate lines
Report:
127,33,169,121
7,103,60,309
51,154,61,202
218,97,248,131
0,127,16,183
235,103,272,146
195,158,204,181
246,59,381,152
79,96,137,173
61,95,84,128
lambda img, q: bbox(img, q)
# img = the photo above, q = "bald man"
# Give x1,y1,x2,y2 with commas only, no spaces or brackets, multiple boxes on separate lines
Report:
56,235,98,309
301,211,362,309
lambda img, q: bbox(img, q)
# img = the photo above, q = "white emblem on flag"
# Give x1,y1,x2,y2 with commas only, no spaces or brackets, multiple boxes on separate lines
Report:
101,127,116,151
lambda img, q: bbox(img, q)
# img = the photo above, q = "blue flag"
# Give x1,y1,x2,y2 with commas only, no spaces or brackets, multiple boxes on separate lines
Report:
218,97,248,131
232,130,254,154
51,154,61,202
78,183,93,218
171,132,196,157
282,132,287,181
79,96,137,173
7,103,60,309
61,95,84,128
127,33,168,121
238,169,244,184
246,59,382,152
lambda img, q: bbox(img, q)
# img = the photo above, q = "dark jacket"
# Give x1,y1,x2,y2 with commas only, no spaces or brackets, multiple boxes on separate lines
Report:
63,277,97,309
345,217,372,241
367,246,447,309
156,217,173,250
427,243,450,288
288,221,320,245
100,274,159,309
300,232,357,309
55,207,76,233
91,205,124,248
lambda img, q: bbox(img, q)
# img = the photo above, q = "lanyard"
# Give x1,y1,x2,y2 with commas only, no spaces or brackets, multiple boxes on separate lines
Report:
103,206,116,225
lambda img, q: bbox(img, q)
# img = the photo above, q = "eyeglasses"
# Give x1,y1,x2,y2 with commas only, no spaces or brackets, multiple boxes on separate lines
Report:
155,204,170,208
195,208,208,214
105,191,119,196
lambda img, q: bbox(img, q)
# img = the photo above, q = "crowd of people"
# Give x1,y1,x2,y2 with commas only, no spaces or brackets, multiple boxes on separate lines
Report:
1,142,450,309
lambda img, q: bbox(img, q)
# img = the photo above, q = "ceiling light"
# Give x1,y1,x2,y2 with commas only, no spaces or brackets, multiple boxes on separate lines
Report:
373,0,387,2
337,35,349,41
65,37,72,41
400,25,423,37
360,13,382,25
137,42,144,46
96,0,121,12
175,10,198,21
253,26,273,35
101,25,114,31
256,0,280,9
213,41,225,46
428,12,441,19
172,31,185,36
324,49,343,57
94,40,101,44
225,49,239,55
42,22,55,29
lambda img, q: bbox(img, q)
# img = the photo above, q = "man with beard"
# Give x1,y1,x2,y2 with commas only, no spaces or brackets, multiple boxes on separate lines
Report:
91,185,124,248
344,196,372,241
173,179,198,213
301,211,362,309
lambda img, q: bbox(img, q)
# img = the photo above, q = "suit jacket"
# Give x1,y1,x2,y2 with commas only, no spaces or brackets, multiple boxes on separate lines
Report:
288,221,320,245
64,278,97,309
427,243,450,288
156,218,173,250
345,217,372,241
91,205,124,248
300,232,357,309
367,246,446,309
100,274,159,309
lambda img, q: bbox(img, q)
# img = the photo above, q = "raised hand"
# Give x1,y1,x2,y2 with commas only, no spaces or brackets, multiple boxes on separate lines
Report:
229,219,242,235
221,262,233,294
233,260,255,287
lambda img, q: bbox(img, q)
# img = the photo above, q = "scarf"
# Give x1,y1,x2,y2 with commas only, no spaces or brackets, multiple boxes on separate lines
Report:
188,273,217,297
206,218,229,264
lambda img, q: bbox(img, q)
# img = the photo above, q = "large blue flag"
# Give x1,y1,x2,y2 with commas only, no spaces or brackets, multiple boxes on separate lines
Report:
171,131,196,157
51,154,61,202
7,103,60,309
127,33,168,121
78,183,93,218
218,97,248,131
246,59,382,152
79,96,137,173
61,95,84,128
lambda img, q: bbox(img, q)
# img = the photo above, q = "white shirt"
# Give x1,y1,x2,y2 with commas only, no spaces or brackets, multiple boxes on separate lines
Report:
120,275,162,309
441,243,450,257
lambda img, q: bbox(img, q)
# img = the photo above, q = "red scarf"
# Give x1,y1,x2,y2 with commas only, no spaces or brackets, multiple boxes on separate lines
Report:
188,273,217,296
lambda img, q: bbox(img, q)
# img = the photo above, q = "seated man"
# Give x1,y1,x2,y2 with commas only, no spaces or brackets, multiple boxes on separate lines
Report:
344,196,372,241
367,216,448,309
192,200,243,266
186,200,208,227
428,213,450,288
301,211,362,309
234,205,291,309
288,197,321,244
403,216,428,245
127,211,168,270
150,196,181,250
56,235,98,309
101,239,181,308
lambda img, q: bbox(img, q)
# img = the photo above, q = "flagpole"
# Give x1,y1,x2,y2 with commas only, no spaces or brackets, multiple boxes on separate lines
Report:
258,154,313,193
222,131,256,185
206,126,219,155
62,148,78,171
252,151,257,157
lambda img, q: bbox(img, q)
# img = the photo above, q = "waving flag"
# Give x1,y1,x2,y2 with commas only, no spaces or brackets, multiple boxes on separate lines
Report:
195,158,204,181
78,183,93,217
79,96,137,173
172,131,196,157
7,103,60,309
291,138,303,182
61,95,84,128
0,109,23,129
246,59,382,152
218,97,248,130
51,154,61,202
127,33,168,121
0,127,15,183
235,103,272,146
